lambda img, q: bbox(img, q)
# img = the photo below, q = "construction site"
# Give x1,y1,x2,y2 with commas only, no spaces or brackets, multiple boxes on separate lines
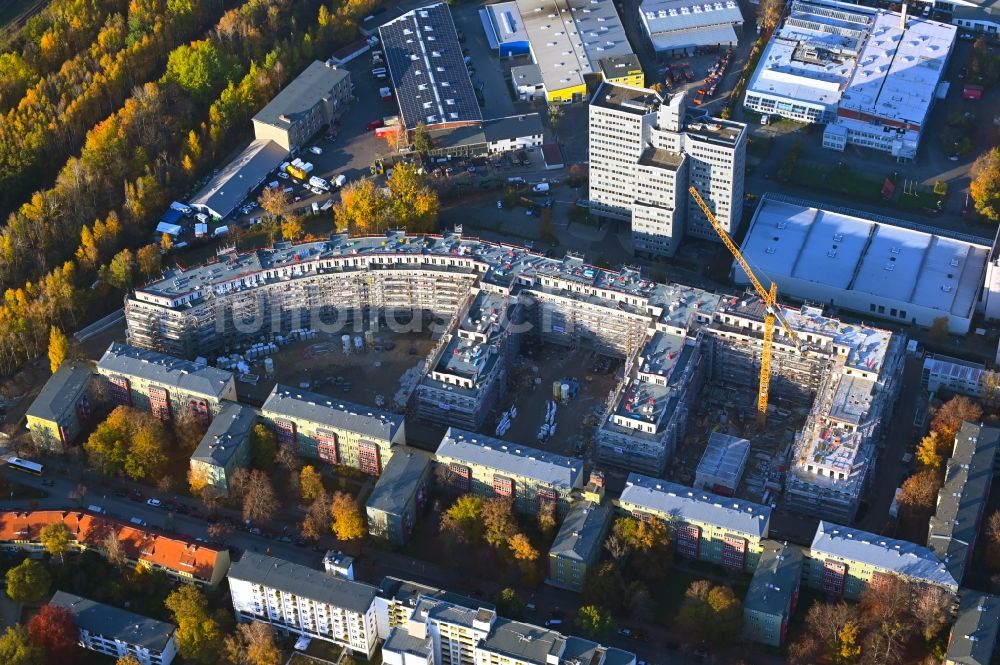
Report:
123,225,905,523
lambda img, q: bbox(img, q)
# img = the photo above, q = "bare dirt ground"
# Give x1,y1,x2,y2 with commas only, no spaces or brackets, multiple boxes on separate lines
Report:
237,329,439,412
490,342,619,463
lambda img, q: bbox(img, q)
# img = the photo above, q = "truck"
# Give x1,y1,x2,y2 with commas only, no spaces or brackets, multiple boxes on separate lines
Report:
301,162,314,174
287,164,308,180
311,201,320,214
309,176,330,190
333,174,347,188
380,86,393,101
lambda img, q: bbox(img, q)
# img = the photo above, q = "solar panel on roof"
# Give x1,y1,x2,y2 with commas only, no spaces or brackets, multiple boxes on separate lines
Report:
378,3,481,129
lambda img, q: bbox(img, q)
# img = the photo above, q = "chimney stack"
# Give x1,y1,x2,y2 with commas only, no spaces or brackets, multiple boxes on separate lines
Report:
900,2,907,30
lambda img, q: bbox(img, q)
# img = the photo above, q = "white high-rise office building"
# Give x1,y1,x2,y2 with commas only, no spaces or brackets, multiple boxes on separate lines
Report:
589,81,746,257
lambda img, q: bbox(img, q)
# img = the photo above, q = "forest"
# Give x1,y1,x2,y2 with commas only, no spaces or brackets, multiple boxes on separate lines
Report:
0,0,382,377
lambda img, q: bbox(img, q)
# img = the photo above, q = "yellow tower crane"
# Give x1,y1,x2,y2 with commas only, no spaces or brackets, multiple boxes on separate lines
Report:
688,186,804,427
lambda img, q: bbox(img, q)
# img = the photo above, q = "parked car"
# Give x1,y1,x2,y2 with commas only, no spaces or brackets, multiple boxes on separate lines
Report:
146,498,162,507
367,119,384,131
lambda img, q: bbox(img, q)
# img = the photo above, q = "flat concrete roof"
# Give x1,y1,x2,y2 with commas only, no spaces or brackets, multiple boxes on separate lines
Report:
514,0,634,93
736,197,990,320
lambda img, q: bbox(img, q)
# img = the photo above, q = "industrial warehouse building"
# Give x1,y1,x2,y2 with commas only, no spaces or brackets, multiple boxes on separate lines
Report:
484,0,639,104
638,0,743,55
744,0,956,160
378,3,482,131
694,432,750,496
251,59,354,153
188,139,287,220
480,2,531,56
736,195,994,335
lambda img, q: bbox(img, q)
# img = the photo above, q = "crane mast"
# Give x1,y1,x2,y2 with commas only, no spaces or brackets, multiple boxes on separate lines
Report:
688,186,804,427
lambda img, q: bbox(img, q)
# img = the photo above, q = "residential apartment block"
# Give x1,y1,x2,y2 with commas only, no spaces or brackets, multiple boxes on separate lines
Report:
435,428,584,514
742,541,804,647
589,82,746,258
50,591,178,665
927,422,999,586
25,360,96,451
944,590,1000,665
0,510,230,586
261,385,405,475
618,474,770,572
379,587,635,665
96,342,236,421
228,551,380,656
415,288,521,429
546,500,611,591
189,401,257,494
806,521,958,600
122,231,903,487
252,60,353,153
366,448,433,545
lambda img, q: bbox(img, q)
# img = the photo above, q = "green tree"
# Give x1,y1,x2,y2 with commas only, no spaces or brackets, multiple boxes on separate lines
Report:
5,559,52,603
299,465,323,502
165,585,223,664
39,521,72,561
387,163,440,232
575,605,615,639
915,432,944,469
136,243,162,278
250,424,278,468
931,395,983,442
107,248,135,290
496,588,525,620
413,121,433,154
331,491,367,541
440,494,485,544
223,621,282,665
47,326,68,374
970,147,1000,222
165,40,232,103
482,497,517,549
837,620,862,662
0,625,44,665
